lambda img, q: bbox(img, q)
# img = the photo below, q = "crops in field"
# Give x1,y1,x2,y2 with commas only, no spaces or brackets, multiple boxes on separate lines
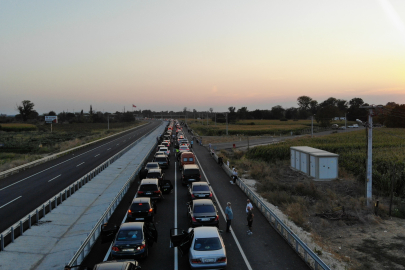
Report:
189,119,350,136
0,123,37,132
246,128,405,196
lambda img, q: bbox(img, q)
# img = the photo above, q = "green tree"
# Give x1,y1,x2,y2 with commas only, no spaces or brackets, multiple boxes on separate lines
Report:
16,100,37,121
316,105,340,127
297,96,313,110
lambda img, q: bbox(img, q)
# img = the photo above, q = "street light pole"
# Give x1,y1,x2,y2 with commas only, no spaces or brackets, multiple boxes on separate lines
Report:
311,115,314,137
226,113,228,136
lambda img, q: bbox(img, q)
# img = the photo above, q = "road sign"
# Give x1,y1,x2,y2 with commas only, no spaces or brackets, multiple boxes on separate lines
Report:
45,116,58,123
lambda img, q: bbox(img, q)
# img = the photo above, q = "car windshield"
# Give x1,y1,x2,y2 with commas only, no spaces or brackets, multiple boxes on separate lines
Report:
140,184,158,191
147,173,161,178
155,157,167,162
194,237,222,251
184,169,199,175
194,205,215,213
116,229,142,241
193,185,210,192
131,203,150,211
160,148,168,151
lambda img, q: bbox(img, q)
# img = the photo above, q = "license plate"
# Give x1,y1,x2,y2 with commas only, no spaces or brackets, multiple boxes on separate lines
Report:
146,192,151,195
204,258,215,263
189,179,195,181
122,248,134,252
136,218,144,220
198,194,205,197
201,218,210,221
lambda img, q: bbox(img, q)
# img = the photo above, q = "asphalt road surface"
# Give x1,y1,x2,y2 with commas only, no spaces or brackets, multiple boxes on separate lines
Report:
81,124,310,270
0,121,161,233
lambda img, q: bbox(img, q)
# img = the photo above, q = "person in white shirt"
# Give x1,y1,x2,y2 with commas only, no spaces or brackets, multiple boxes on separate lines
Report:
246,199,253,213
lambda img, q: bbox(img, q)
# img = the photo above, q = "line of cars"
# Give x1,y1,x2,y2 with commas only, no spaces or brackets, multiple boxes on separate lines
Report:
94,120,226,269
168,120,227,269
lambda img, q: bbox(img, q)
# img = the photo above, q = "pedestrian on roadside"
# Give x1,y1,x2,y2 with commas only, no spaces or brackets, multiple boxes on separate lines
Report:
247,206,254,235
200,137,203,146
227,160,230,167
225,202,233,233
246,199,253,214
190,140,193,148
230,168,238,184
209,143,212,150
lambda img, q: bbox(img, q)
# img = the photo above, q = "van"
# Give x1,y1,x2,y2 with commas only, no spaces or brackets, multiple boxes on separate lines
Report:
179,152,195,171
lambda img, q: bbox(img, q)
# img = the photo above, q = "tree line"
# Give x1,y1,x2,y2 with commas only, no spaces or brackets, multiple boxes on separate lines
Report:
2,98,404,128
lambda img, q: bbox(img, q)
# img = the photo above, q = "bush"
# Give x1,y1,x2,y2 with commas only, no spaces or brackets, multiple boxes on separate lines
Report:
280,118,288,121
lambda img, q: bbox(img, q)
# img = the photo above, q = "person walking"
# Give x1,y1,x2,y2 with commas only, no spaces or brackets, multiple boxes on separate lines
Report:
209,143,212,151
225,202,233,233
190,140,193,148
247,206,254,235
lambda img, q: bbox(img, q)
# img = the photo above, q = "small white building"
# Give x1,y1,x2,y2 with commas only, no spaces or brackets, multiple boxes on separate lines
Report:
290,146,339,180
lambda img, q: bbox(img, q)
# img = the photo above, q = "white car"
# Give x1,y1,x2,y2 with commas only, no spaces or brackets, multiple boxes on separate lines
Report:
159,147,170,156
170,226,227,269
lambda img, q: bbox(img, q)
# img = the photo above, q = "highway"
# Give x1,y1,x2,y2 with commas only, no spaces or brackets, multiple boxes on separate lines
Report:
80,123,310,270
0,121,161,233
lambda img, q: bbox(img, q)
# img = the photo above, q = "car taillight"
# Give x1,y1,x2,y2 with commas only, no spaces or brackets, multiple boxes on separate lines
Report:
209,193,212,198
112,246,120,252
191,194,195,198
191,258,202,264
199,175,201,179
137,244,145,250
149,208,153,213
137,191,144,194
192,217,197,222
215,215,219,221
154,190,161,194
216,257,227,262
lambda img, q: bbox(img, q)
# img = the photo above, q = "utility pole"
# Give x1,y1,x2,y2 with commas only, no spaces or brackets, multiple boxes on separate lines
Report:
311,115,314,137
345,113,347,129
215,113,216,125
207,112,208,126
359,105,382,207
226,113,228,135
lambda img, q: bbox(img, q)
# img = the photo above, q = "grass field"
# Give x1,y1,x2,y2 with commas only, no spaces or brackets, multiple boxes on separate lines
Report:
189,119,354,136
0,123,37,131
246,128,405,197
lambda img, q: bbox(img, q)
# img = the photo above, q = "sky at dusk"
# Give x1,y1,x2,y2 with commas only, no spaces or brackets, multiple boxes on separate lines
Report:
1,0,404,115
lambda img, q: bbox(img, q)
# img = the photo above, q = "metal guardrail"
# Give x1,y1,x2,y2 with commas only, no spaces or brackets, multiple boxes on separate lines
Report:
0,123,149,179
67,127,161,267
211,150,331,270
0,122,162,252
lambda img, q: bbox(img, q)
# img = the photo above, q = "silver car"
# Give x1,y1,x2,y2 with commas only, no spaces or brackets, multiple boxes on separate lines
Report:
170,226,227,269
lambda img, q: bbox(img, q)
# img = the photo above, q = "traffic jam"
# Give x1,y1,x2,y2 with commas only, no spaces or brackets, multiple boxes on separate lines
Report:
93,120,227,270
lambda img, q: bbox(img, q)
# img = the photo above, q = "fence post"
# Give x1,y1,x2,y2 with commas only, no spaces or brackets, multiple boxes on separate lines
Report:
49,200,52,212
20,221,23,235
28,214,31,229
11,227,14,243
36,209,39,224
1,234,3,251
55,196,58,207
43,204,46,217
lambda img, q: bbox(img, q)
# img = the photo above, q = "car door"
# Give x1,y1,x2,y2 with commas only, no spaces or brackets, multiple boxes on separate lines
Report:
169,228,193,256
162,180,173,194
144,222,158,246
100,223,119,244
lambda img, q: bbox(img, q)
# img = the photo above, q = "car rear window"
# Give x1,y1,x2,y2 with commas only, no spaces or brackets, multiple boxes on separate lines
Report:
183,157,194,162
155,157,167,162
194,205,215,213
140,184,158,191
194,237,222,251
184,169,199,175
193,185,210,192
116,229,142,241
146,164,158,169
147,172,161,178
131,203,150,212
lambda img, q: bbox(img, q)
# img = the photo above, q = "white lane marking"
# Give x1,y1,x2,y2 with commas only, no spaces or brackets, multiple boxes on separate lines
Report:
77,162,85,167
107,148,111,150
0,196,22,209
116,144,119,146
94,154,100,157
103,212,128,261
195,155,253,270
174,161,178,270
0,128,146,191
48,174,61,182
